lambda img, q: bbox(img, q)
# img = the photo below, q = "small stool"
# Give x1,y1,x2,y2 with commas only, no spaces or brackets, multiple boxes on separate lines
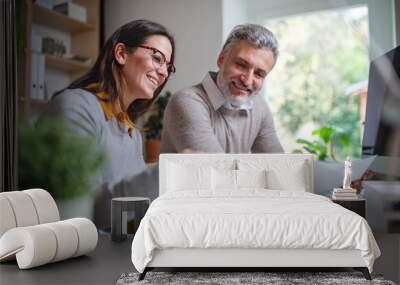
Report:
111,197,150,242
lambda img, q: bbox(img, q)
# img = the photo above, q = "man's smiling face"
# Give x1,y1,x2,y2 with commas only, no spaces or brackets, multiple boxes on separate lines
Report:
216,40,275,106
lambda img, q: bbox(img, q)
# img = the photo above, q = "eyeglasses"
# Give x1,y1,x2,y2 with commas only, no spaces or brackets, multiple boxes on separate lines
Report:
137,45,176,75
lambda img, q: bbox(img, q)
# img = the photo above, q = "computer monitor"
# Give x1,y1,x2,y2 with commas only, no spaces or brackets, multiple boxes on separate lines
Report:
362,46,400,157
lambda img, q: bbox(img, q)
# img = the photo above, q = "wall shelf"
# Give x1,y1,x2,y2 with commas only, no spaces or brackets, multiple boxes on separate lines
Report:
45,54,91,73
30,98,49,106
32,3,94,33
20,0,100,119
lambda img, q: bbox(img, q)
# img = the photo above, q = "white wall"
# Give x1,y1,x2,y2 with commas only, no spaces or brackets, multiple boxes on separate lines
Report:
367,0,397,59
222,0,248,40
397,0,400,45
104,0,224,93
248,0,366,20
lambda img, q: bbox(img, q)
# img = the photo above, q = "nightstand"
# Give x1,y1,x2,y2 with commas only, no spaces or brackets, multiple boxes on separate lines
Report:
332,198,366,218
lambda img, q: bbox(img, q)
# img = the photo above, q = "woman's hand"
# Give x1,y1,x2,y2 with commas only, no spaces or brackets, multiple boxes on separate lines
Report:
181,148,200,154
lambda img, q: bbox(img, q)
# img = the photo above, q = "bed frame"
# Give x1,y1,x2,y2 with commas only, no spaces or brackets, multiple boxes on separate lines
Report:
139,248,370,280
138,154,372,281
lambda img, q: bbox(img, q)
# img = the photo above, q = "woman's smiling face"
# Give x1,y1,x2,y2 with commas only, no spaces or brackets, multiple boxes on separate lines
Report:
115,35,173,108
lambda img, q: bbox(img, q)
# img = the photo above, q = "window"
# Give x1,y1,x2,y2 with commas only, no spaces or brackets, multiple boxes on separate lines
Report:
263,6,369,159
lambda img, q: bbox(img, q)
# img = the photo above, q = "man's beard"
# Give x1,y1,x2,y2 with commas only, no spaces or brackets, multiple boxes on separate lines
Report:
216,74,258,108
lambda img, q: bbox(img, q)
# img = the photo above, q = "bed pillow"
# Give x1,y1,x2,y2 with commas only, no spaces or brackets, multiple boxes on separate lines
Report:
267,165,307,191
211,168,236,190
211,169,268,190
236,169,268,189
237,159,309,192
167,162,212,191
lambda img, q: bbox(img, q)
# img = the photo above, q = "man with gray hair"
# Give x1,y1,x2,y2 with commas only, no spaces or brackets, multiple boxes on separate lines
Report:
161,24,284,153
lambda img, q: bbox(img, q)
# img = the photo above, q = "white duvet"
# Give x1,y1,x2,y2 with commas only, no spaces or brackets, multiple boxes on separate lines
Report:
131,190,380,273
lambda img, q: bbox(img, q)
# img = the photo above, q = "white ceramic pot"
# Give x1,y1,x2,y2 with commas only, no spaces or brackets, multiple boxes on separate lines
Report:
56,194,94,220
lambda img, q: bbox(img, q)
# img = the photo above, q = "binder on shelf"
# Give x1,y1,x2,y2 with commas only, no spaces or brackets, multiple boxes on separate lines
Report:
30,52,46,101
30,52,38,100
37,54,46,100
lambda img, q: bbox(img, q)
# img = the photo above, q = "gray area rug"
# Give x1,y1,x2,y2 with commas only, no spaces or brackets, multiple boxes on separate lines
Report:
116,272,396,285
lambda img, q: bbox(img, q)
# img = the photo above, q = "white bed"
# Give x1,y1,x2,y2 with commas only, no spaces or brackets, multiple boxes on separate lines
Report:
131,154,380,280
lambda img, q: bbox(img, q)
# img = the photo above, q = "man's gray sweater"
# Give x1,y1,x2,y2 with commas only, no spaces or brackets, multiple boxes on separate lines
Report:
161,72,284,153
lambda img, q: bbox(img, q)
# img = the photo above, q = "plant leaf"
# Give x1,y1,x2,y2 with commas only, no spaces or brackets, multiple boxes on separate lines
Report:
313,127,333,144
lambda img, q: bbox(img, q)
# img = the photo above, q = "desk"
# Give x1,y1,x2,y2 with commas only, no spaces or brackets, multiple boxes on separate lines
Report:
0,234,133,285
363,181,400,233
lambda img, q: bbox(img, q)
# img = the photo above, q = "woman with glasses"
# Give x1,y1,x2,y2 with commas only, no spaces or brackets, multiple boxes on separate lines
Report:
41,20,176,229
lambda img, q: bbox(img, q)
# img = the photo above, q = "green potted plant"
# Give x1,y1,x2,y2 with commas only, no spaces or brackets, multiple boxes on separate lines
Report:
293,126,375,195
292,126,351,161
18,119,106,218
143,91,171,163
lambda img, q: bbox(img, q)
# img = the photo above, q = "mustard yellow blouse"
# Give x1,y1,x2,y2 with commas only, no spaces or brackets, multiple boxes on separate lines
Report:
87,84,135,137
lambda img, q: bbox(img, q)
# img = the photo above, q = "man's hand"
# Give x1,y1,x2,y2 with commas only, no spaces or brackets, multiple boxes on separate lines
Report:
351,170,373,193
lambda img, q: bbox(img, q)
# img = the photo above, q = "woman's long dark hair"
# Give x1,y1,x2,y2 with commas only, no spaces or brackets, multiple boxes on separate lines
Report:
62,19,175,121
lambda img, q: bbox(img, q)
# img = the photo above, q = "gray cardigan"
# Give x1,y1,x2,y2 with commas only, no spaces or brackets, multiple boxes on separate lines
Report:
41,88,158,229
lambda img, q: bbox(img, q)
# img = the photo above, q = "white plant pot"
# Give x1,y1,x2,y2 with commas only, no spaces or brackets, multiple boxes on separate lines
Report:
56,194,94,220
